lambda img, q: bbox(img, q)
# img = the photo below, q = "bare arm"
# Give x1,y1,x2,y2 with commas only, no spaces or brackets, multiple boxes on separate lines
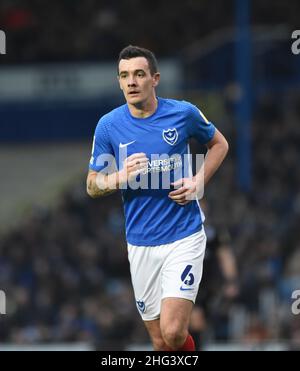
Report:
197,128,229,186
86,170,118,198
86,153,148,199
169,129,229,205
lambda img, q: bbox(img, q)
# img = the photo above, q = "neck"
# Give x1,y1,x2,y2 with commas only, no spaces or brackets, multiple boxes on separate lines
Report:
128,95,158,118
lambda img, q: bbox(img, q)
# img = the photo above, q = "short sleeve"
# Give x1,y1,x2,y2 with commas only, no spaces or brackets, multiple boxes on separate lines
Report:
185,103,216,144
89,117,115,172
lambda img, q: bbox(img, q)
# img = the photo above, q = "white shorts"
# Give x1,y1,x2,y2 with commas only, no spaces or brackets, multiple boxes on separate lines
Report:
127,228,207,321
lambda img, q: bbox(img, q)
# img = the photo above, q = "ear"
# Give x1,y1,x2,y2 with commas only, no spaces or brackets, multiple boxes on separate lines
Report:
152,72,160,88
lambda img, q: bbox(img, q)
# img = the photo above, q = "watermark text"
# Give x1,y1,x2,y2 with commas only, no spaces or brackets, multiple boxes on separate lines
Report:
292,290,300,315
0,290,6,314
92,151,205,200
0,30,6,55
291,30,300,55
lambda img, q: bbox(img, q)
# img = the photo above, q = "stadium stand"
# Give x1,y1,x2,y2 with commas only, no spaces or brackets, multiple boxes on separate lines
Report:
0,0,299,351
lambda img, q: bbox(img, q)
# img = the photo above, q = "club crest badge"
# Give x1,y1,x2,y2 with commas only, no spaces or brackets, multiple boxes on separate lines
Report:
162,128,178,145
136,300,146,313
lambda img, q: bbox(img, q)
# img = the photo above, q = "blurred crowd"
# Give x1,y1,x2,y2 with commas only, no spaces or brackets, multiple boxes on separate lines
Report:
0,0,298,64
195,90,300,349
0,0,233,63
0,189,139,350
0,92,300,350
0,0,300,351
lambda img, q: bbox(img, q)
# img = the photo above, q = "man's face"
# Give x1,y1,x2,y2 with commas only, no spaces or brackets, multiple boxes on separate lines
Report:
118,57,160,105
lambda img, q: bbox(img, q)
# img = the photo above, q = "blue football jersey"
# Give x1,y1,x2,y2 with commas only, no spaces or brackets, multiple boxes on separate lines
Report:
89,97,216,246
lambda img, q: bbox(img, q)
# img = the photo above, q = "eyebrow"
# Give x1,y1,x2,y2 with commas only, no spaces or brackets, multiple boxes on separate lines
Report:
119,69,146,75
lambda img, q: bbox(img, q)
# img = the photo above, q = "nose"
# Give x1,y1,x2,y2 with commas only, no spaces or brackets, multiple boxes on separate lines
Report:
127,75,137,87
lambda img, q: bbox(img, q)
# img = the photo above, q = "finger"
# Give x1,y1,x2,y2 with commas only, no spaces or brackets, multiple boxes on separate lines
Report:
130,168,148,178
127,158,149,168
173,198,190,205
132,164,148,173
126,161,148,170
168,187,187,196
169,194,186,202
130,161,149,171
127,153,147,161
171,179,184,188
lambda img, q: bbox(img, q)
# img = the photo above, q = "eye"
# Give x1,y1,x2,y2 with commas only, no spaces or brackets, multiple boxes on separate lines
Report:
137,72,145,77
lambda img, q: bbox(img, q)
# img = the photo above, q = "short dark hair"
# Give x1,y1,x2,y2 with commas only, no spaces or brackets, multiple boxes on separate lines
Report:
118,45,158,75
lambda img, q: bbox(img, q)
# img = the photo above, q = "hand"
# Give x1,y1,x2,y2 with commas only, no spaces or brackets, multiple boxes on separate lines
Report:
118,153,149,186
168,177,199,206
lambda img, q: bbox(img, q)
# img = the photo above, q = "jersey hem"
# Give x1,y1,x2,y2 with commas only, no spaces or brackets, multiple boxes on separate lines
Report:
126,224,203,247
